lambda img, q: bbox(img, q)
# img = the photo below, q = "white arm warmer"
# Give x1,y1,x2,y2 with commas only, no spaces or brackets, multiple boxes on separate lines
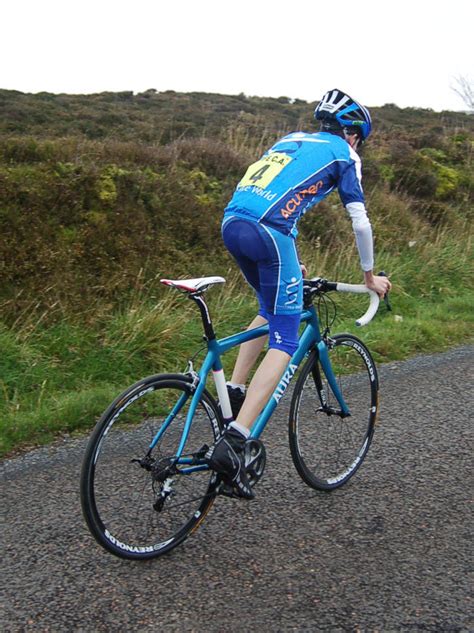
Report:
346,202,374,272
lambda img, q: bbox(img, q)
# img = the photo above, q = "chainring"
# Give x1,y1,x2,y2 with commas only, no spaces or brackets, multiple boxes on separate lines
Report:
244,439,266,487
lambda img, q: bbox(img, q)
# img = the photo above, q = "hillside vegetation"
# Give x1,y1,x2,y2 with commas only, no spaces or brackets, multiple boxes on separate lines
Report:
0,89,473,455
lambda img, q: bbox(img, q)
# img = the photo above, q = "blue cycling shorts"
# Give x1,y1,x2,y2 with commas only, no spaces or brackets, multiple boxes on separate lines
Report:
222,216,302,355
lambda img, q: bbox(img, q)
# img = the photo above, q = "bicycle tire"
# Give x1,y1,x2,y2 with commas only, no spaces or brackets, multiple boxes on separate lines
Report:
80,373,223,560
289,334,378,490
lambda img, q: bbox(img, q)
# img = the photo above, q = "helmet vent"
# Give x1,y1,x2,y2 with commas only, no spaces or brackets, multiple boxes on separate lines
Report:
314,89,372,141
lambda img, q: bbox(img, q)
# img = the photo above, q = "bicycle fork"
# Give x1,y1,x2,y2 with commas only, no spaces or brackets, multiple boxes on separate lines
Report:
316,340,351,418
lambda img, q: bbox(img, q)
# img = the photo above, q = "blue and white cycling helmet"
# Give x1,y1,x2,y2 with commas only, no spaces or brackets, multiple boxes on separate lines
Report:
314,88,372,141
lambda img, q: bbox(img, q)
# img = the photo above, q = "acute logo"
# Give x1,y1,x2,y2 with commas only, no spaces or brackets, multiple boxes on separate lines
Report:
280,180,324,220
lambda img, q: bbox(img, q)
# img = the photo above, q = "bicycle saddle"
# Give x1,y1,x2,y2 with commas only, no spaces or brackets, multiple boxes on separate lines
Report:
160,276,226,293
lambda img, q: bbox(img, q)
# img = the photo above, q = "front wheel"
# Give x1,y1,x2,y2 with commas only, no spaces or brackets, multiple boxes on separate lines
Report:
80,374,223,559
289,334,378,490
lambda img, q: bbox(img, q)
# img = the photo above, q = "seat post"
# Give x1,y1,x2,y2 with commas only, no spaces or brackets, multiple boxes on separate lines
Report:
189,293,216,341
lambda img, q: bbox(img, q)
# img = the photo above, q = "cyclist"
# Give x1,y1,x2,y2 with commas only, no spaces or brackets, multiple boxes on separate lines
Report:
207,88,392,499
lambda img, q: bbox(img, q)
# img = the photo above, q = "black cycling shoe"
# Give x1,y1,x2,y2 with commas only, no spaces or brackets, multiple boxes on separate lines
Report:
205,427,254,500
226,385,246,419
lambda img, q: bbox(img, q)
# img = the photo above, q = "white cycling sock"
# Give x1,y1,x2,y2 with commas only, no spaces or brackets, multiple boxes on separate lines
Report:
229,421,250,438
226,381,246,393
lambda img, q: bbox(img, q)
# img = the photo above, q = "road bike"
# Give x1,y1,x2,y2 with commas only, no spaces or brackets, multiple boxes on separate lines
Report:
81,275,382,560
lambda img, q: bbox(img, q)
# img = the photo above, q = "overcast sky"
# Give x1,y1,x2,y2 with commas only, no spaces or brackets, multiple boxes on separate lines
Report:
2,0,472,111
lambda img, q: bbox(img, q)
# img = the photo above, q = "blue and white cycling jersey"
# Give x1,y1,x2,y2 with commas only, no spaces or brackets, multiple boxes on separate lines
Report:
224,131,365,238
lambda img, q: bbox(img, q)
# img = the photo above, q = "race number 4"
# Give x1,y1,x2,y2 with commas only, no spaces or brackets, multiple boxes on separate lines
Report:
239,152,292,189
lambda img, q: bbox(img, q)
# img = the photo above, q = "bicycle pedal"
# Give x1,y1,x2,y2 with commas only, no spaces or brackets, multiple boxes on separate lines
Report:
218,482,241,499
217,480,255,500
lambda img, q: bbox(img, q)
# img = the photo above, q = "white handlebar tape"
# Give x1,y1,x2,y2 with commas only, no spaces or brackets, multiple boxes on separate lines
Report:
335,283,380,327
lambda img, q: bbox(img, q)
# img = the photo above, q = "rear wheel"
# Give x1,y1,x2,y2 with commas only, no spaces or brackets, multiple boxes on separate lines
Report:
289,334,378,490
80,374,222,559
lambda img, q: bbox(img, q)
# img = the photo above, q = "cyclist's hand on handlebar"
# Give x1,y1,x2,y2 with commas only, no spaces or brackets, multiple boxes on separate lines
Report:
300,263,308,279
364,271,392,298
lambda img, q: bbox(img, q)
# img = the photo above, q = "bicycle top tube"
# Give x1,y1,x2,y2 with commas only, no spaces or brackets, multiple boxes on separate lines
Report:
216,308,315,355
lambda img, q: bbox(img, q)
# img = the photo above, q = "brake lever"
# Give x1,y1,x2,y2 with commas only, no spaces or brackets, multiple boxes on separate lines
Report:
377,271,392,311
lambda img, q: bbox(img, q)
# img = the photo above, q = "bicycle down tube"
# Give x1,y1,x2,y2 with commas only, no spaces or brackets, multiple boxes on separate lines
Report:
249,305,350,438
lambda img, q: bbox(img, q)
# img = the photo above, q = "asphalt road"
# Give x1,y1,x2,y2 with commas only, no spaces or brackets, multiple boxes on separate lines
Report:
1,345,473,632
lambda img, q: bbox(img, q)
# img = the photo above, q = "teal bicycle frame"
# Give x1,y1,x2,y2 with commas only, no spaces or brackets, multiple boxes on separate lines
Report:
148,303,349,471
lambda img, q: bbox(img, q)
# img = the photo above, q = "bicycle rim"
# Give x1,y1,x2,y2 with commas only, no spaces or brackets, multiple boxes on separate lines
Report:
81,375,222,559
289,335,378,490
